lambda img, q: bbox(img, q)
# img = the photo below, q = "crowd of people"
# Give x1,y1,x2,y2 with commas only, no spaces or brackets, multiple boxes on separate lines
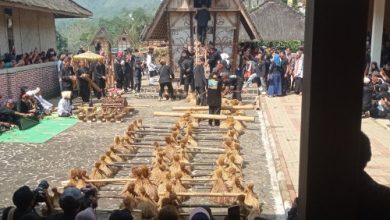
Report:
2,184,266,220
362,62,390,119
0,48,58,70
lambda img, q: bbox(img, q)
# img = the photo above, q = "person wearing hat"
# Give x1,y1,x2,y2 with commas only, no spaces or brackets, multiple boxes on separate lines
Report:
57,91,72,117
48,187,83,220
189,207,211,220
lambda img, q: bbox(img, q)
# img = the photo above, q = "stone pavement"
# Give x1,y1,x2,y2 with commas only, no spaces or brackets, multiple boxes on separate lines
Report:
260,94,390,201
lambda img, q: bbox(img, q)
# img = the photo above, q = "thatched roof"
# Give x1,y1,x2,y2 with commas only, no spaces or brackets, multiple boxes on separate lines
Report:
91,28,113,45
248,0,305,40
142,0,261,41
0,0,92,18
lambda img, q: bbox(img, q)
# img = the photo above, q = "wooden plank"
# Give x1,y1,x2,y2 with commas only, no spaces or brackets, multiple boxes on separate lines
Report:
153,112,255,122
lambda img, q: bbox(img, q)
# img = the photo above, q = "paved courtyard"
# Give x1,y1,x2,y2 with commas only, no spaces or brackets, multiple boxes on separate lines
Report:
260,94,390,201
0,87,286,219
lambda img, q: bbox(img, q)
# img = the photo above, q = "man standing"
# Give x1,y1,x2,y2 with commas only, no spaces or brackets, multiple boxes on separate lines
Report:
207,72,223,126
158,59,175,101
195,4,211,45
181,53,195,96
93,58,106,99
61,57,76,101
124,51,135,92
279,51,289,96
147,48,157,85
57,54,66,92
208,47,221,74
194,57,208,106
134,53,143,95
293,50,304,95
114,51,125,90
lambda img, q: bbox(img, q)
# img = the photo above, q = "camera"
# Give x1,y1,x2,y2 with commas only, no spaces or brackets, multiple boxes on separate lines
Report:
33,180,49,203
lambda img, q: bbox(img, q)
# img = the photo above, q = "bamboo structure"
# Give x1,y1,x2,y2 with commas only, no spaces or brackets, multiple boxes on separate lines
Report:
153,112,255,122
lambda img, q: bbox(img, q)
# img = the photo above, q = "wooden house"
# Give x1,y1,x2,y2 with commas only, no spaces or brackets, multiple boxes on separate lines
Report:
141,0,261,70
116,31,133,52
91,27,112,58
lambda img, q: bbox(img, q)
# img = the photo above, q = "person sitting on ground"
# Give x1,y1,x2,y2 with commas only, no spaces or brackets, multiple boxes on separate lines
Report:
1,185,53,220
369,92,390,119
17,87,37,116
26,89,46,118
371,72,388,100
362,77,373,117
0,99,33,129
109,209,133,220
48,187,83,220
380,62,390,84
58,91,72,117
31,88,53,115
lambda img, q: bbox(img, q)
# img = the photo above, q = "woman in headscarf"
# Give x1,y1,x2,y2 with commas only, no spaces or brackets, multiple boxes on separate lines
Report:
267,53,283,97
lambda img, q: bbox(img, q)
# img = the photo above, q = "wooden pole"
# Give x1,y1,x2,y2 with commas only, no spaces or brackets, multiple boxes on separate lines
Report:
153,112,255,122
171,105,255,111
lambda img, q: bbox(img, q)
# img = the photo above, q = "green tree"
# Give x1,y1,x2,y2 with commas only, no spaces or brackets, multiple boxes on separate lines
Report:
56,30,68,52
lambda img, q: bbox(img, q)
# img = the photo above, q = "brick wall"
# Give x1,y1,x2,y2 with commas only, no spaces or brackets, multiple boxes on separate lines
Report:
0,62,59,104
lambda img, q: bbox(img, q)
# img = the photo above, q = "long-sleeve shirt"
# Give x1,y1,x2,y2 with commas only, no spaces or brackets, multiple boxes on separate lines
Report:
146,54,157,72
294,55,304,78
159,65,175,83
57,98,71,116
194,65,207,88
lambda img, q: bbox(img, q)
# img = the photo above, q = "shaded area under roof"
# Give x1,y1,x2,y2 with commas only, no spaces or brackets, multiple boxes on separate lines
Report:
0,0,92,18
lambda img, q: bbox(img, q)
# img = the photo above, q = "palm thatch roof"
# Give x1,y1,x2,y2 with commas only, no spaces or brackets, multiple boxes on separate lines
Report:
90,27,113,45
0,0,92,18
247,0,305,40
142,0,261,41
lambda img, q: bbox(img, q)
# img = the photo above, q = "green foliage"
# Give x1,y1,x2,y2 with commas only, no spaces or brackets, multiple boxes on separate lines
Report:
242,40,304,52
56,30,68,52
56,6,153,52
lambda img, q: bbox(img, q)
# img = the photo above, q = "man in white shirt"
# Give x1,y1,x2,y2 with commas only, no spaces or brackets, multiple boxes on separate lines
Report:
146,48,158,85
293,50,304,95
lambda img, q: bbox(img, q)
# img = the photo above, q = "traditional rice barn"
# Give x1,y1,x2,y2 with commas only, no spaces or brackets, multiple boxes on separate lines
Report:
247,0,305,40
91,27,112,58
116,31,133,52
141,0,261,70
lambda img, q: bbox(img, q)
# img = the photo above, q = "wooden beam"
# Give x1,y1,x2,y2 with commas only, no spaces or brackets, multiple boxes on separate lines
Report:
153,112,255,122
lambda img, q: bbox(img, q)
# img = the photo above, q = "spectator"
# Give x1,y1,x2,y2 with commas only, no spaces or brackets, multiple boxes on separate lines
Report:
146,48,158,85
208,47,221,74
109,209,133,220
48,187,83,220
75,208,96,220
267,53,283,97
157,205,180,220
1,185,53,220
58,54,66,92
362,77,373,117
380,62,390,83
0,59,5,69
189,207,211,220
58,91,72,117
293,50,304,95
133,50,143,95
369,92,390,119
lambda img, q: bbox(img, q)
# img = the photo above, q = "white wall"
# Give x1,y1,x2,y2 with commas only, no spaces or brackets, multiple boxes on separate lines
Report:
0,6,9,55
1,8,57,54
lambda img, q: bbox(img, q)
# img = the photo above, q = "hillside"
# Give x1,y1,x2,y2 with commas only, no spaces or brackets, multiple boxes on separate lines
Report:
74,0,161,18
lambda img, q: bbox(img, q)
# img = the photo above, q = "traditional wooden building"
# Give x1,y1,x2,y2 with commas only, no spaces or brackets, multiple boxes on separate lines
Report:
116,31,133,52
91,27,112,57
141,0,260,70
0,0,92,103
0,0,92,55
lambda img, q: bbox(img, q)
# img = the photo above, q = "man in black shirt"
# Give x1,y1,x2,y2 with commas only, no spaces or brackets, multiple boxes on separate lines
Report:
195,4,211,45
194,58,208,106
0,99,32,128
207,72,223,126
92,59,106,99
158,59,175,101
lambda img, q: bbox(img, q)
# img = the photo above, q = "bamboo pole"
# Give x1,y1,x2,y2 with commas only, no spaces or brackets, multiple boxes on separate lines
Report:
172,105,255,111
61,178,219,186
159,192,243,197
153,112,255,122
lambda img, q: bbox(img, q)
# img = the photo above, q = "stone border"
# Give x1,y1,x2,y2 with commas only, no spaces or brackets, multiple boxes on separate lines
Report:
258,96,297,210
